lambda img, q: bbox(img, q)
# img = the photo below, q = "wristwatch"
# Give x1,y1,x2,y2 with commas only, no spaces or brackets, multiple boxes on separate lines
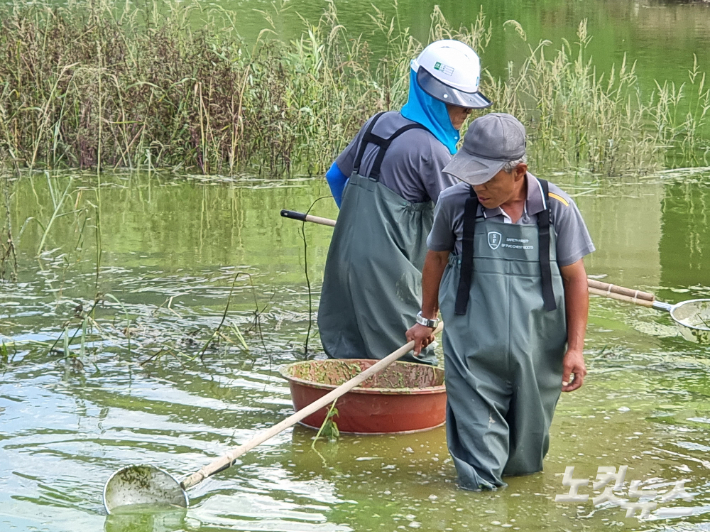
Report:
416,311,440,329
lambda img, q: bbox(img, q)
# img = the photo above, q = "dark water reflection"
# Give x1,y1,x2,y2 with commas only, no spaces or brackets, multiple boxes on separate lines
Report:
660,178,710,288
1,170,710,531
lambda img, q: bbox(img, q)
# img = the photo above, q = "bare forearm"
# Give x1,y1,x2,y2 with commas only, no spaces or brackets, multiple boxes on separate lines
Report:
406,250,450,355
561,260,589,352
420,250,450,319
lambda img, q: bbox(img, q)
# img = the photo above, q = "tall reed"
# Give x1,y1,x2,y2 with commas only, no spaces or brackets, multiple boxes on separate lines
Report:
0,0,708,176
0,0,400,174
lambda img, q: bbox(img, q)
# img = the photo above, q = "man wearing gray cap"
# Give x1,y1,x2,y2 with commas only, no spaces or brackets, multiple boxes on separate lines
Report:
406,113,594,490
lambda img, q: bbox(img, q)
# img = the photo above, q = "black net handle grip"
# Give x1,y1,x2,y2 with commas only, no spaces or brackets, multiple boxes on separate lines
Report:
280,210,336,227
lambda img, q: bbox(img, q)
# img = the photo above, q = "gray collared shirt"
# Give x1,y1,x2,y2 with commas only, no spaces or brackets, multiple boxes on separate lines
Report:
334,111,456,203
427,172,595,266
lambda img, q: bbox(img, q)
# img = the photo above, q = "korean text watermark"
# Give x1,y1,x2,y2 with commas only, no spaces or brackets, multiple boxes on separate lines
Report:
555,466,695,518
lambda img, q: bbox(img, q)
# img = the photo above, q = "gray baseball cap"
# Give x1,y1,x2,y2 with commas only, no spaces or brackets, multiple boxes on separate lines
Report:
442,113,526,186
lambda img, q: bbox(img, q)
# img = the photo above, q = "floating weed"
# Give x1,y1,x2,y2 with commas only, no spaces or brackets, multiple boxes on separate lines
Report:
322,409,340,442
46,294,103,367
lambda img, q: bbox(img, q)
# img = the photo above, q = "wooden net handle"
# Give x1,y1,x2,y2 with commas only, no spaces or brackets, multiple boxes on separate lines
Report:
587,279,655,302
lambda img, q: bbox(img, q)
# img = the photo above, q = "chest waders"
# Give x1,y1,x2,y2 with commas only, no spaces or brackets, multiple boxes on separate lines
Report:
439,181,567,490
318,113,437,364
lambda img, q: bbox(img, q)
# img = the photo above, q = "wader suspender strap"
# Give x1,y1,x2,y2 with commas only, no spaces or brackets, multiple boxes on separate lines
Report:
537,179,557,311
454,179,557,315
454,185,479,315
352,113,426,180
353,112,384,175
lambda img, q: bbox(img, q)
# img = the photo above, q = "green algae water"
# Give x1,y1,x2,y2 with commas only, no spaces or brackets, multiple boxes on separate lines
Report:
1,169,710,531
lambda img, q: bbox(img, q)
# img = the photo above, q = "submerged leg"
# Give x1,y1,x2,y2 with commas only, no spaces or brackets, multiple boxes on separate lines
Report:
445,353,512,489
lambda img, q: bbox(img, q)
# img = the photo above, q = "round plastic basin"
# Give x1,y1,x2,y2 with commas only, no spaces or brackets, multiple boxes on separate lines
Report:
280,359,446,434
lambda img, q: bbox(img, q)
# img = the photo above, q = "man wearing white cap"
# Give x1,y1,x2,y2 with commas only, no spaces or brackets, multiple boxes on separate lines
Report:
406,113,595,489
318,40,491,365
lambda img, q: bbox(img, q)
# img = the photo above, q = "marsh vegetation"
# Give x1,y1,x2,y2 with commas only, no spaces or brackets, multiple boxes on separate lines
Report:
1,0,709,176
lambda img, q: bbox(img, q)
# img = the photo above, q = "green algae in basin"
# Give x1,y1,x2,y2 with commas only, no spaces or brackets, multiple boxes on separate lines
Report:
280,359,446,434
282,359,444,392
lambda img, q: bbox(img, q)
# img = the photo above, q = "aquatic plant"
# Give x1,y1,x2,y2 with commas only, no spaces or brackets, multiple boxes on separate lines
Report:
0,0,708,176
43,294,103,371
1,175,17,280
196,271,253,361
312,400,340,447
0,174,270,370
297,196,334,359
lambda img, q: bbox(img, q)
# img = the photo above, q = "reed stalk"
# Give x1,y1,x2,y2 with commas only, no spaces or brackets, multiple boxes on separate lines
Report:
1,174,17,281
35,175,74,256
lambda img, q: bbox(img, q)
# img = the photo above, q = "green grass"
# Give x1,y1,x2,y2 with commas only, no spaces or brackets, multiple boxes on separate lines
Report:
0,0,708,176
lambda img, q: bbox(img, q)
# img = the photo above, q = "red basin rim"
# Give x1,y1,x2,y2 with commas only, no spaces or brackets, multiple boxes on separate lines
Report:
279,363,446,396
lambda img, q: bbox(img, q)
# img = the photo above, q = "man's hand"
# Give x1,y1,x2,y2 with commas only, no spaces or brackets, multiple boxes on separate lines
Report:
406,324,437,356
561,347,586,392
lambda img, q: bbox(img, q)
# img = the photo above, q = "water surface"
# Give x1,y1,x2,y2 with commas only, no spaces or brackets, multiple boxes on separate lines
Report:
1,169,710,531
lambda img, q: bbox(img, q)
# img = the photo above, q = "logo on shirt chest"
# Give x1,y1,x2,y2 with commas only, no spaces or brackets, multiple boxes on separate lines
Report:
487,231,502,250
487,232,535,251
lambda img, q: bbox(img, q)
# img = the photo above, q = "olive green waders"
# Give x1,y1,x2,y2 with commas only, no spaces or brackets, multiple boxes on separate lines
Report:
439,182,567,489
318,113,437,364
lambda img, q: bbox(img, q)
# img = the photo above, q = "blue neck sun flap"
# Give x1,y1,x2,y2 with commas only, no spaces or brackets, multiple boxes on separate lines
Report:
400,69,459,155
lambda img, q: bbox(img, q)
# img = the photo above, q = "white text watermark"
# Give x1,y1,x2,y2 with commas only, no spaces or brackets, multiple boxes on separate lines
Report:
555,466,695,518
